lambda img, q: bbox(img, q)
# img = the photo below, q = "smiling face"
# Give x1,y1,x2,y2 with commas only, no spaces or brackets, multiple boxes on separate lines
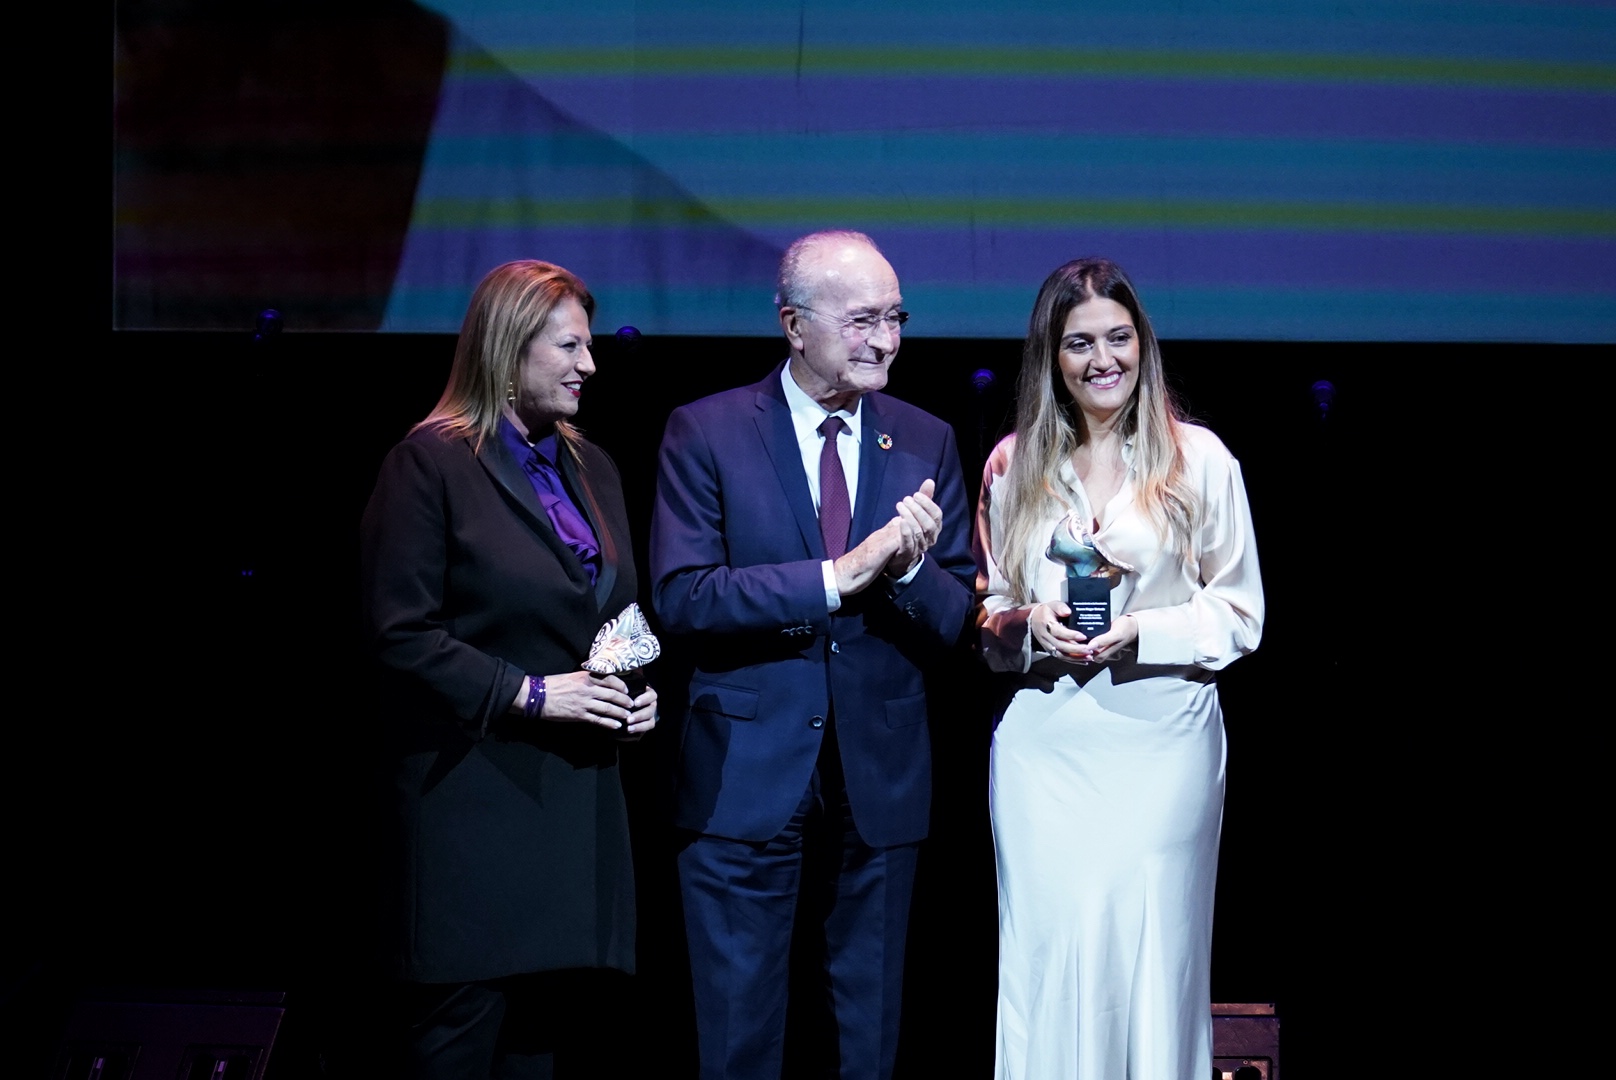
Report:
510,295,594,434
1058,296,1140,427
780,240,904,412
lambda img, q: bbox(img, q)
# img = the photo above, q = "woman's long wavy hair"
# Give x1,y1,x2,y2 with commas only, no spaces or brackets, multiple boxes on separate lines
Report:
414,260,596,456
997,257,1197,602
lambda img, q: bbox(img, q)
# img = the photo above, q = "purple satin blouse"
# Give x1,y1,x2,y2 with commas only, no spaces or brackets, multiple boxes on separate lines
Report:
499,418,601,586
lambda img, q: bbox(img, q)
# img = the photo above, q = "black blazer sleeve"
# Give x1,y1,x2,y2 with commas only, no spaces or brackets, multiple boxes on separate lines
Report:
361,435,526,740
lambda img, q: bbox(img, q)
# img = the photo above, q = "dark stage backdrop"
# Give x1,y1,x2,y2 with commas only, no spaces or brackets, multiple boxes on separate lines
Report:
20,325,1516,1078
114,0,1616,341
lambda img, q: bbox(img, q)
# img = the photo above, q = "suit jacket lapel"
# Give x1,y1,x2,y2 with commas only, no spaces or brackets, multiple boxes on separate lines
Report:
852,393,892,544
557,445,619,611
473,435,589,586
755,368,825,559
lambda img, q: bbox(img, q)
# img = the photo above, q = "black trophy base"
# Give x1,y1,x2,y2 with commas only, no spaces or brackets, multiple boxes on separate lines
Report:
1063,570,1112,640
619,668,648,731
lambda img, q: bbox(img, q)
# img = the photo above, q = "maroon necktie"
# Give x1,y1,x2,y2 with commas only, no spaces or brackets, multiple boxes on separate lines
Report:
818,416,852,559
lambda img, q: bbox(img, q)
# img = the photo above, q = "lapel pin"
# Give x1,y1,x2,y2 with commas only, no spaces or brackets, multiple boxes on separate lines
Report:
876,433,893,450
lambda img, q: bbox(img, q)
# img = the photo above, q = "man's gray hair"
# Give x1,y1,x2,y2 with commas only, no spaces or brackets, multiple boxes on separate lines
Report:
774,230,883,310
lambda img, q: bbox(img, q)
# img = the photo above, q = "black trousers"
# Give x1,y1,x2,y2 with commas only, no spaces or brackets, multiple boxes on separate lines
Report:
400,969,626,1080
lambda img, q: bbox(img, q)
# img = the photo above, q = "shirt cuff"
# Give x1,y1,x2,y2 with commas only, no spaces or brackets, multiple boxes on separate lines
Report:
822,560,841,613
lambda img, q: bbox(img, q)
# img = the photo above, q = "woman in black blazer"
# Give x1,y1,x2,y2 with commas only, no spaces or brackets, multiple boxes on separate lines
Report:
361,261,658,1078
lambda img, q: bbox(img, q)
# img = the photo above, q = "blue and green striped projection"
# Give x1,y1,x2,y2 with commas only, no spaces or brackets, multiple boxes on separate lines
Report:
381,0,1616,341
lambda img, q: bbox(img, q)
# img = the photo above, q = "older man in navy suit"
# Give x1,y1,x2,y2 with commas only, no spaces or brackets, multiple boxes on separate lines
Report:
651,231,975,1079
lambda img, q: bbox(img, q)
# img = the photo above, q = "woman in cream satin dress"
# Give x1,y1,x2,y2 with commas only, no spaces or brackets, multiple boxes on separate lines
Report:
975,258,1264,1080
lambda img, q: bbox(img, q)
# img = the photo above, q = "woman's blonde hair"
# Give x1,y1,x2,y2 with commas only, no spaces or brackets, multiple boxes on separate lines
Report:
998,257,1197,601
414,260,596,454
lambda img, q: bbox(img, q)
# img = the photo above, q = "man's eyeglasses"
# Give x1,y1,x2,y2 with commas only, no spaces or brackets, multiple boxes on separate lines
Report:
797,306,910,337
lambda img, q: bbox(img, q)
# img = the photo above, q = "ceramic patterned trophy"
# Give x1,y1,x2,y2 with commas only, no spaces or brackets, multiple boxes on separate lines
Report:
1044,510,1131,640
583,602,661,725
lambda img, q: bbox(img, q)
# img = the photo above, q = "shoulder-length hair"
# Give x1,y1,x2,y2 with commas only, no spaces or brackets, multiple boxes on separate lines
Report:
414,260,596,455
998,257,1197,602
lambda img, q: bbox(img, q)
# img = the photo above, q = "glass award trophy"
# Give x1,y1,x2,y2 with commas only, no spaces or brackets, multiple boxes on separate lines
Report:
1045,512,1129,640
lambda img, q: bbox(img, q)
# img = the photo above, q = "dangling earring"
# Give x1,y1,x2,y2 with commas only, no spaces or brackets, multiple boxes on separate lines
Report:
506,380,517,406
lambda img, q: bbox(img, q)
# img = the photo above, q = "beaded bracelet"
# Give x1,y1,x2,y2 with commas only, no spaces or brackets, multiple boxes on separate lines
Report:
523,675,547,720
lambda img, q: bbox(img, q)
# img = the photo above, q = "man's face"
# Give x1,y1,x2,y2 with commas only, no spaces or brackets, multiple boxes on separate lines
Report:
781,241,904,412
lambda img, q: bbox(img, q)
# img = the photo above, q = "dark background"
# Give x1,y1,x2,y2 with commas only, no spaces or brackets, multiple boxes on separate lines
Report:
12,323,1502,1077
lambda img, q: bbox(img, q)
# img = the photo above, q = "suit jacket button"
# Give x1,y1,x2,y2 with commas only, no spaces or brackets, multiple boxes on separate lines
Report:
810,715,825,729
830,641,840,653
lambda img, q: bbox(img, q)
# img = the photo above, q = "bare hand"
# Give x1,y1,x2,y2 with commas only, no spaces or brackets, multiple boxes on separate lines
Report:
1083,615,1138,663
616,684,659,742
835,480,946,594
540,670,637,732
833,524,903,597
1029,601,1091,662
1030,605,1138,664
882,479,942,577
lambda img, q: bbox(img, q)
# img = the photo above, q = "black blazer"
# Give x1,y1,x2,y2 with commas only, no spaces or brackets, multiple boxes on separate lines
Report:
361,424,640,983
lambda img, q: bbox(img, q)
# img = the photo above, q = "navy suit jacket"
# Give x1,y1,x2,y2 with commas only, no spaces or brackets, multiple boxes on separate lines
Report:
650,364,975,848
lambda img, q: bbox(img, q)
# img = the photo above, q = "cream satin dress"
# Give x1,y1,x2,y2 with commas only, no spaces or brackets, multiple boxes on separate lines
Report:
975,424,1264,1080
